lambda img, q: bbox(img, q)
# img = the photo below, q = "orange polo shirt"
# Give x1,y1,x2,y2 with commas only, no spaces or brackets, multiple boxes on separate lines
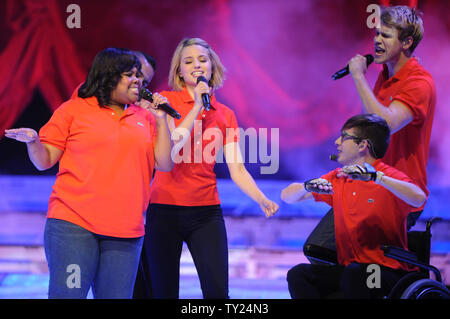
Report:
149,87,239,206
39,96,157,237
313,160,419,271
374,57,436,210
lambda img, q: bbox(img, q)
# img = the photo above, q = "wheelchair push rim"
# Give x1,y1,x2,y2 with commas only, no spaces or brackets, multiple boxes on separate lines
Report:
401,279,450,299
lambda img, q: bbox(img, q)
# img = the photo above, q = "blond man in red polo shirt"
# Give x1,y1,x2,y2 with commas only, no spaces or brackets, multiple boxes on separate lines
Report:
349,5,435,225
139,38,279,299
281,114,426,298
5,48,173,298
305,5,436,261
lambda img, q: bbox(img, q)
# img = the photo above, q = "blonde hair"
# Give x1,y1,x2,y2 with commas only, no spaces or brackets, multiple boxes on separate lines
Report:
380,6,424,54
168,38,226,91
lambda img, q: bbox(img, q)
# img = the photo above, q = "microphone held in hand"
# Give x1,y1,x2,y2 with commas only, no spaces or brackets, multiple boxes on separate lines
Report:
196,76,211,111
332,54,374,80
139,88,181,119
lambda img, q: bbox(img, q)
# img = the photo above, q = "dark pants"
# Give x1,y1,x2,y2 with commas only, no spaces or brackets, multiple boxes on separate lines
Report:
304,208,423,264
287,262,409,299
140,204,229,299
132,248,153,298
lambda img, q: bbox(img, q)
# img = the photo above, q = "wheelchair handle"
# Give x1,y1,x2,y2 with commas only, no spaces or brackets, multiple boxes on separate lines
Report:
426,217,442,233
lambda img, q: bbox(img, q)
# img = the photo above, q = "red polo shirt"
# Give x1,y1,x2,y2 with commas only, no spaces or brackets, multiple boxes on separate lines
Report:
374,57,436,210
149,87,239,206
40,96,157,237
313,160,418,271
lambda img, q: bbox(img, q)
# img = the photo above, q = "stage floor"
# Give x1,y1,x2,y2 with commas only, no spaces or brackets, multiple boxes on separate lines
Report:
0,211,449,299
0,243,298,299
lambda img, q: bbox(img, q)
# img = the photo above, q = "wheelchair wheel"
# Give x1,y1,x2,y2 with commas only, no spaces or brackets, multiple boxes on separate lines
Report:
387,272,428,299
401,279,450,299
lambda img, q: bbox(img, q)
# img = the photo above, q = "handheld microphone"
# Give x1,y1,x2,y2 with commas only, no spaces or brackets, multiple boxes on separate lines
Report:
196,76,211,111
139,88,181,119
329,154,338,161
332,54,374,80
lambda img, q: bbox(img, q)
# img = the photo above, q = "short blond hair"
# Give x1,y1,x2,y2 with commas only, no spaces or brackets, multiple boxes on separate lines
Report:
168,38,226,91
380,6,424,53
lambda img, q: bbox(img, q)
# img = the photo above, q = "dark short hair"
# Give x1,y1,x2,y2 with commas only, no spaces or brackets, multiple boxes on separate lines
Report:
342,114,390,159
78,48,141,106
138,51,156,71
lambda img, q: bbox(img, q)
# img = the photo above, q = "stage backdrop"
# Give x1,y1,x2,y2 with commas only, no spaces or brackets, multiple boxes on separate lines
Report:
0,0,449,186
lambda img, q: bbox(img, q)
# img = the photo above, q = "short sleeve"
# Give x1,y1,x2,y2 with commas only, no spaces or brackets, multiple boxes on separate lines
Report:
224,110,240,146
39,102,74,151
392,77,433,125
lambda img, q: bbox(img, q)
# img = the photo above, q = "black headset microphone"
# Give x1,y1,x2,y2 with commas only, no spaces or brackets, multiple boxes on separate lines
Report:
138,88,181,119
196,76,211,111
332,54,374,80
329,154,338,162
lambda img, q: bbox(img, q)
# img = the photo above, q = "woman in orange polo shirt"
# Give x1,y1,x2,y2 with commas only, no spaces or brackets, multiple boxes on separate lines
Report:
140,38,279,299
5,48,173,298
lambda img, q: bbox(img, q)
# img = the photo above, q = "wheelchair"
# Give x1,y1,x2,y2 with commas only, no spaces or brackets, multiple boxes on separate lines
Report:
303,217,450,299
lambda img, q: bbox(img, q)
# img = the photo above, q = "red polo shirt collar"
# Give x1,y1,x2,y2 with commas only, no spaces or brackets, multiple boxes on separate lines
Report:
178,86,217,110
84,95,139,117
381,57,419,83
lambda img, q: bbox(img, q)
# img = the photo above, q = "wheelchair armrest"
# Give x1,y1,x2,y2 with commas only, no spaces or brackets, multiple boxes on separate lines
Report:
381,244,442,282
381,245,418,264
304,244,338,265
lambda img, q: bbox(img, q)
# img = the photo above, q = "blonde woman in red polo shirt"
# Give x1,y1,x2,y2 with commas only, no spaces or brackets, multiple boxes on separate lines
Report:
281,114,426,299
140,38,279,299
5,48,173,298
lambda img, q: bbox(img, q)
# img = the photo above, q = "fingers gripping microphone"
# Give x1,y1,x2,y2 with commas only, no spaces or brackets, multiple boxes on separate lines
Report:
196,76,211,111
332,54,374,80
139,88,181,119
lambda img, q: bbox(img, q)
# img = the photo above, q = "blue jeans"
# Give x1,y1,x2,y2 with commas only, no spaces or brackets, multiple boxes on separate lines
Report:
44,218,143,299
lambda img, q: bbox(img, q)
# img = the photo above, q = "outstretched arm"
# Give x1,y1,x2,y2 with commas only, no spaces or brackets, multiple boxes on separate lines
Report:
224,142,279,217
4,128,63,171
378,175,426,208
339,163,426,207
281,178,333,203
281,183,312,203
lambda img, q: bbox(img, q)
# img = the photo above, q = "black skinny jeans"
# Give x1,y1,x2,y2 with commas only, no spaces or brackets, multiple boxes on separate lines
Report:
143,204,229,299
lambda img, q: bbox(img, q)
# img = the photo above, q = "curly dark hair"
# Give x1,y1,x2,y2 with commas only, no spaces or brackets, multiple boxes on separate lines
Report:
78,48,141,106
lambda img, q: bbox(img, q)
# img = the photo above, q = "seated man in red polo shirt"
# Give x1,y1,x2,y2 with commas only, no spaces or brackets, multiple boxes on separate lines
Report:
281,113,426,299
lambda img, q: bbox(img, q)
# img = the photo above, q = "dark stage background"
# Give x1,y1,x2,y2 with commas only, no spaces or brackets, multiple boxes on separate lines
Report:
0,0,449,187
